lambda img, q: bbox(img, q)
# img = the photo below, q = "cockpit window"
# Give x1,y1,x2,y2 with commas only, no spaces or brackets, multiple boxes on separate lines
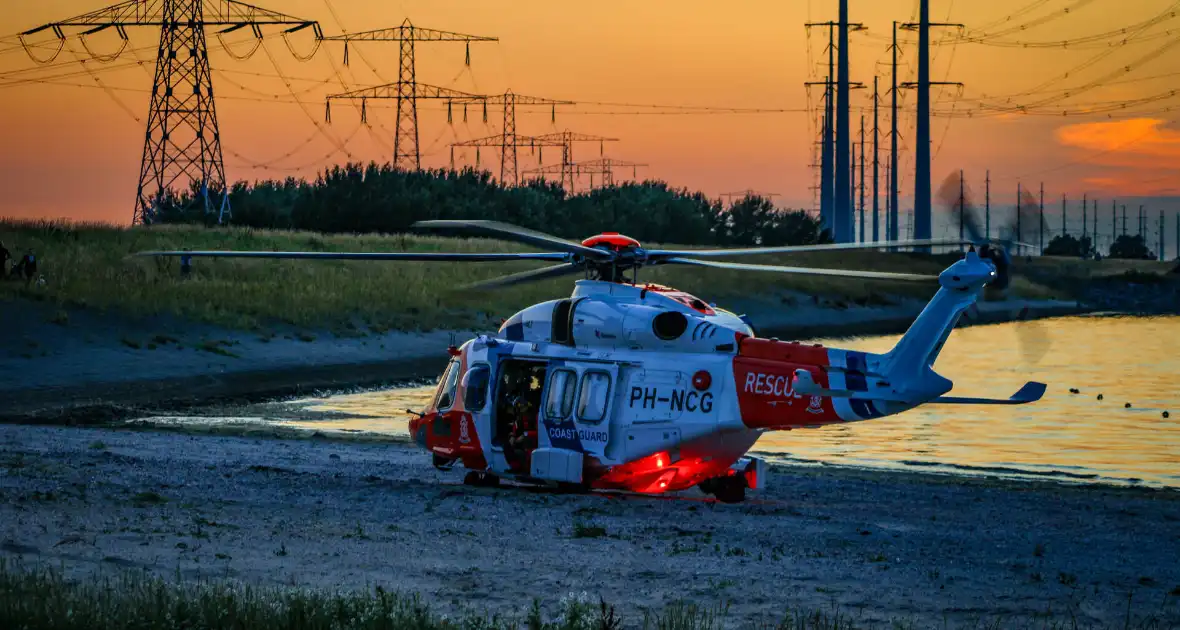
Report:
435,360,461,410
462,365,490,411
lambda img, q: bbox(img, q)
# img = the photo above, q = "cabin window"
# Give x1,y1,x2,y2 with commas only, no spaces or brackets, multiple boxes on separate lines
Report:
577,371,612,423
545,369,577,419
462,365,491,411
436,360,461,410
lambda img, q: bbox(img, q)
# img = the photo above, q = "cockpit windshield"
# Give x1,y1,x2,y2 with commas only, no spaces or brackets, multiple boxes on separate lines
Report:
433,359,461,411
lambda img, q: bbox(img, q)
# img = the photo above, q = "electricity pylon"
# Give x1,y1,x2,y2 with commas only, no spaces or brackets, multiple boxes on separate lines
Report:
20,0,321,225
810,11,864,243
322,19,497,171
521,131,618,192
720,190,781,206
901,0,962,250
325,83,486,138
448,90,574,185
571,158,648,188
525,157,645,191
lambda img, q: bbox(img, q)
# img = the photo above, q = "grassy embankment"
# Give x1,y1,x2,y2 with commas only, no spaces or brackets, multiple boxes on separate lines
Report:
1,561,1174,630
1,220,1170,332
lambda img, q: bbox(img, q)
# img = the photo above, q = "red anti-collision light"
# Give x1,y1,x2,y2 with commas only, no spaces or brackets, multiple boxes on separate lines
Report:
692,370,712,391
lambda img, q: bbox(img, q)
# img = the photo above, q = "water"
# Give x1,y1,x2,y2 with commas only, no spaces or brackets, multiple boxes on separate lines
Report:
143,315,1180,488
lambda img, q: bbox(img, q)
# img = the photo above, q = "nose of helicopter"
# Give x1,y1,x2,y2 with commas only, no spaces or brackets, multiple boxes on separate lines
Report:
938,250,997,291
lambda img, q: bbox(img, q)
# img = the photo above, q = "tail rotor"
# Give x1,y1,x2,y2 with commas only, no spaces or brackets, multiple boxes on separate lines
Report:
938,172,1048,364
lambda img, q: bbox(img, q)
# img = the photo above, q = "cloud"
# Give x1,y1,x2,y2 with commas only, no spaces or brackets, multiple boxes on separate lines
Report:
1056,118,1180,194
1057,118,1180,155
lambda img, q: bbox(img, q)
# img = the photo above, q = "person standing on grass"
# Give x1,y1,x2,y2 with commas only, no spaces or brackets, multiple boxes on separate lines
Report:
12,249,37,286
0,241,10,277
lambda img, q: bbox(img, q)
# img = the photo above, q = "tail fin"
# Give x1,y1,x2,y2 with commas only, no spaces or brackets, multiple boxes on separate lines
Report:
881,251,996,400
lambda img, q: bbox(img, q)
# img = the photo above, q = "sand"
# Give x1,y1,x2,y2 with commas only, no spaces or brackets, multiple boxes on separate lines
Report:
2,423,1177,628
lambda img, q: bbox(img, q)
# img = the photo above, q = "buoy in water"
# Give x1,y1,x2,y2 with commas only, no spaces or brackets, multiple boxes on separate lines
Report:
1069,388,1080,394
1097,394,1104,400
1125,402,1132,408
1164,411,1171,419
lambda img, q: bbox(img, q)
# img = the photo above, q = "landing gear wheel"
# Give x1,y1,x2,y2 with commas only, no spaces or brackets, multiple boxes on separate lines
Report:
463,471,500,488
713,479,746,504
699,476,747,503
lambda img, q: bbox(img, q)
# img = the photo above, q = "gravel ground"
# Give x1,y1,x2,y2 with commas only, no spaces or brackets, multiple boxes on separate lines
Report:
2,423,1178,628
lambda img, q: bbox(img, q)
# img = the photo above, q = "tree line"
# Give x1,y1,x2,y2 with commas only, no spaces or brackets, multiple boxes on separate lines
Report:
1043,233,1160,260
149,163,830,247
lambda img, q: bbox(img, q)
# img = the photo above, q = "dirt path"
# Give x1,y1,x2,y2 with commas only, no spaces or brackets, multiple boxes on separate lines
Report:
2,424,1176,627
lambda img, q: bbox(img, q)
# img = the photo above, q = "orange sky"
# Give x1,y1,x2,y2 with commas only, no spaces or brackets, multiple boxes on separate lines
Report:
2,0,1180,232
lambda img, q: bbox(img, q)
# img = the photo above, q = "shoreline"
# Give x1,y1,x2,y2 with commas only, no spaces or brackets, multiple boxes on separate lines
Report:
1,423,1176,628
0,297,1094,421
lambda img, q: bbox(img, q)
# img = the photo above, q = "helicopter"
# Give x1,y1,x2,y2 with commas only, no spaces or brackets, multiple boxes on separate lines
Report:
140,220,1044,503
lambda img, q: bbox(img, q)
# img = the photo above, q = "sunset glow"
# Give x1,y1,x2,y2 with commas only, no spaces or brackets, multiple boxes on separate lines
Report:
2,0,1179,224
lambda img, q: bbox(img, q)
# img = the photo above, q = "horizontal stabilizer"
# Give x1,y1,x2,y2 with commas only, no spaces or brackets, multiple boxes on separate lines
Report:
791,369,912,402
930,381,1046,406
791,369,853,398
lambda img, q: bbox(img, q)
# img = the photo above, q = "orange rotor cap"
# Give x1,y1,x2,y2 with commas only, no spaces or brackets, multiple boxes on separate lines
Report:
581,232,641,250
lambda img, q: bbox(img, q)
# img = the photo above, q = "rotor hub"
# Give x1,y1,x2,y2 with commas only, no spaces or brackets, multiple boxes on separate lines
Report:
580,232,648,282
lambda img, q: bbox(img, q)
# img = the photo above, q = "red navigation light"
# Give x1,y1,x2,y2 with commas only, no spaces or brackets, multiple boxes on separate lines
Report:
447,346,461,357
692,370,712,391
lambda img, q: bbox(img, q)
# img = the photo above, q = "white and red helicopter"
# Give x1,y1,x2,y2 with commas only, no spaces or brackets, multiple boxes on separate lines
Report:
143,220,1044,503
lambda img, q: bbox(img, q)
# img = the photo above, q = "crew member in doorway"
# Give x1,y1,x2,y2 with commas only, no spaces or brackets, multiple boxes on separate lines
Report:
506,394,538,471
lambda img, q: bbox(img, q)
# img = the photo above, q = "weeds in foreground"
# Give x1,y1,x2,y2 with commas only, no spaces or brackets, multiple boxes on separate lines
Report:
0,561,1176,630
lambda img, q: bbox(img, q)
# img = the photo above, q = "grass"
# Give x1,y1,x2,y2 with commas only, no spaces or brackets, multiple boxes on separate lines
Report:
0,561,1176,630
1,219,1172,331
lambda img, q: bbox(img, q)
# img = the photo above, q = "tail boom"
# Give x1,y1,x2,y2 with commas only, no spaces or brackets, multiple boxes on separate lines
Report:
731,250,1036,431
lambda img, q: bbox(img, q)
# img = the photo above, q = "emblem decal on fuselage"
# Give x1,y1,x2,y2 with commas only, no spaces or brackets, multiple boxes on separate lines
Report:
458,416,472,445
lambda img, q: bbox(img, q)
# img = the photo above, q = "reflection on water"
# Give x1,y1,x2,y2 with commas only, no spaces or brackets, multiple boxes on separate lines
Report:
155,316,1180,487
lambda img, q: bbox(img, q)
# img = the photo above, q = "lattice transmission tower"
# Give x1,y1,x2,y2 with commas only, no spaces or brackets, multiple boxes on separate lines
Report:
20,0,321,225
572,158,648,189
449,90,573,185
720,190,780,205
520,131,618,193
323,19,497,171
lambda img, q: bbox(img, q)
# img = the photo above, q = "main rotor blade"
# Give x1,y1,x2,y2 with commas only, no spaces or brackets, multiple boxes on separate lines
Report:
462,262,584,291
649,238,970,259
662,257,938,282
133,250,572,262
412,220,612,260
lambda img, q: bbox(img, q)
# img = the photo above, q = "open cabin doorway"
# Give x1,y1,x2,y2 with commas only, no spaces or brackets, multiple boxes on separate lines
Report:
493,359,548,472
